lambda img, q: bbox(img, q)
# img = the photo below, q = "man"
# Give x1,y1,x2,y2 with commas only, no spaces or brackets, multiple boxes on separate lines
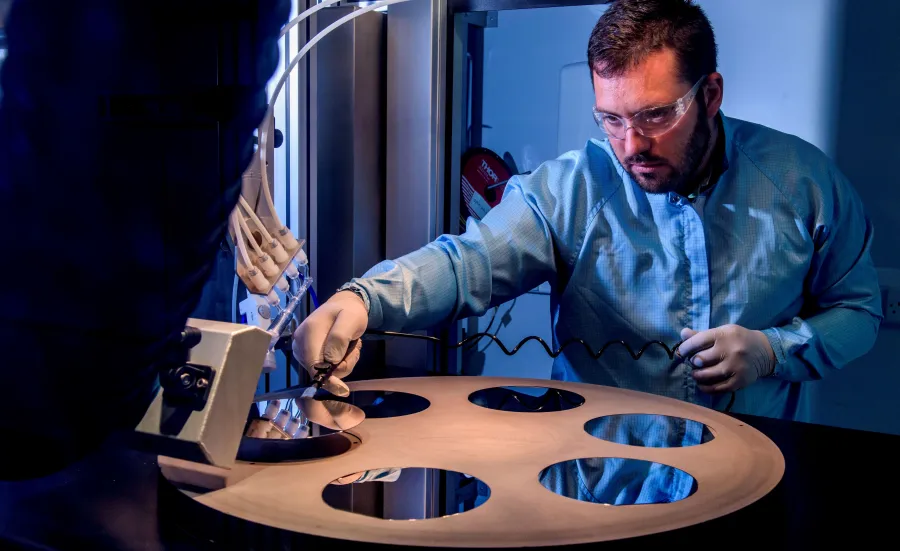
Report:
295,0,881,422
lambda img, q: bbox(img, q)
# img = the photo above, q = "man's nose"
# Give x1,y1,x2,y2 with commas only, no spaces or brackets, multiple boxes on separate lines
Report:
623,128,651,158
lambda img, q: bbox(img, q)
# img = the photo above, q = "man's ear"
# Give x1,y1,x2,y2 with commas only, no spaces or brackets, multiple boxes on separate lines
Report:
703,72,724,117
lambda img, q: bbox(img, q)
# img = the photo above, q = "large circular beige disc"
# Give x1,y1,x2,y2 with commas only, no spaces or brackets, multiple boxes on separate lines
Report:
189,377,784,547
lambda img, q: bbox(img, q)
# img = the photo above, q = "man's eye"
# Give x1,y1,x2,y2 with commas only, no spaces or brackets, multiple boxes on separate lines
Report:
642,107,674,124
602,115,623,126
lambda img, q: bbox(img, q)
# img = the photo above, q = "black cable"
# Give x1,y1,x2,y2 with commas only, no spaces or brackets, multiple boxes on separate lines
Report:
724,391,736,413
364,330,740,411
375,324,674,380
285,318,297,389
464,306,498,352
366,329,684,360
478,298,517,354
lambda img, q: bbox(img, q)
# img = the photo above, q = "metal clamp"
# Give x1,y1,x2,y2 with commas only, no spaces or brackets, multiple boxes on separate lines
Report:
158,327,216,411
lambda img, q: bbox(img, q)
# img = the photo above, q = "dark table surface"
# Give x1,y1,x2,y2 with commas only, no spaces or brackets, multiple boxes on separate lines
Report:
1,413,896,550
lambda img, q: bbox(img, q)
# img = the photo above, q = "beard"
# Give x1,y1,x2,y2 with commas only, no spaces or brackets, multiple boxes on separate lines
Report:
625,106,712,195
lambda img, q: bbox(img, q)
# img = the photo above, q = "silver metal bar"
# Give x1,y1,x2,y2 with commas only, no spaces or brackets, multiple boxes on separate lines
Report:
450,0,613,13
384,0,450,373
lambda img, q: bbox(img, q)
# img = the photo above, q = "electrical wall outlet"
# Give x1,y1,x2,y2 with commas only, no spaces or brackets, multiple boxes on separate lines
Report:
878,268,900,328
883,290,900,327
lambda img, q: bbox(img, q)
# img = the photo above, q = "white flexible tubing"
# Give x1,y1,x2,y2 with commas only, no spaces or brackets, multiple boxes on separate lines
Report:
238,195,275,242
231,211,254,269
236,212,266,256
258,0,342,228
259,0,412,225
266,0,412,134
267,275,313,347
279,0,343,38
258,130,283,230
254,0,344,230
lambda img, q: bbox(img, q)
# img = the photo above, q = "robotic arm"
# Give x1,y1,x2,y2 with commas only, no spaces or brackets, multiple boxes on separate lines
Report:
0,0,411,480
110,0,415,473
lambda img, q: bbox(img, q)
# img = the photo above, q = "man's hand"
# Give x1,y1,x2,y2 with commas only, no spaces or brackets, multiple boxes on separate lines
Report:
676,325,776,393
292,291,368,397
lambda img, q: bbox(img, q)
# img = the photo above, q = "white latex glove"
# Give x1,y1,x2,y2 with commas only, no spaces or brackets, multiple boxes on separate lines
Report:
676,325,776,393
292,290,367,397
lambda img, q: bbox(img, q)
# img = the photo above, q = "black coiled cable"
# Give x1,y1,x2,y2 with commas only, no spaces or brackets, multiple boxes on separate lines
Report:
365,329,737,413
366,329,685,360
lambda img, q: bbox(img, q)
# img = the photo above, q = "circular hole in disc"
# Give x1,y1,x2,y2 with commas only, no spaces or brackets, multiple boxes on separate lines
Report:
323,468,490,520
468,386,585,412
313,389,430,419
584,414,714,448
539,458,697,505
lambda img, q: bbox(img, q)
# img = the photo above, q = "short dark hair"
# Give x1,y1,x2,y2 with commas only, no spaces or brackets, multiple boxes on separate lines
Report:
587,0,717,85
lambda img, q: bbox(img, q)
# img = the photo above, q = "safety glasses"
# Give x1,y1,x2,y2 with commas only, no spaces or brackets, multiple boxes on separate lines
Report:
592,76,707,140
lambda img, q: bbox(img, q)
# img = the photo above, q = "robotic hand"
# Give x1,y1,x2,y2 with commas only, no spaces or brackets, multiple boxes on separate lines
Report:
292,291,368,397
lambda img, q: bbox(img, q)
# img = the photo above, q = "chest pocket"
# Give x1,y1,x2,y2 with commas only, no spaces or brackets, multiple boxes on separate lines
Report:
572,218,691,344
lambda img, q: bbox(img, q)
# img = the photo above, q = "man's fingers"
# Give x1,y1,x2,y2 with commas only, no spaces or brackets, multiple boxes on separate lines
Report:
330,339,362,379
697,378,736,394
321,376,351,398
316,339,361,383
676,328,717,358
292,311,330,369
323,310,366,365
687,345,727,369
292,330,359,397
316,340,361,398
691,364,732,384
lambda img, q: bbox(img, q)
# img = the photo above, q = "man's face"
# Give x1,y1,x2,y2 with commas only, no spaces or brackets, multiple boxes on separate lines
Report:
593,49,713,194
